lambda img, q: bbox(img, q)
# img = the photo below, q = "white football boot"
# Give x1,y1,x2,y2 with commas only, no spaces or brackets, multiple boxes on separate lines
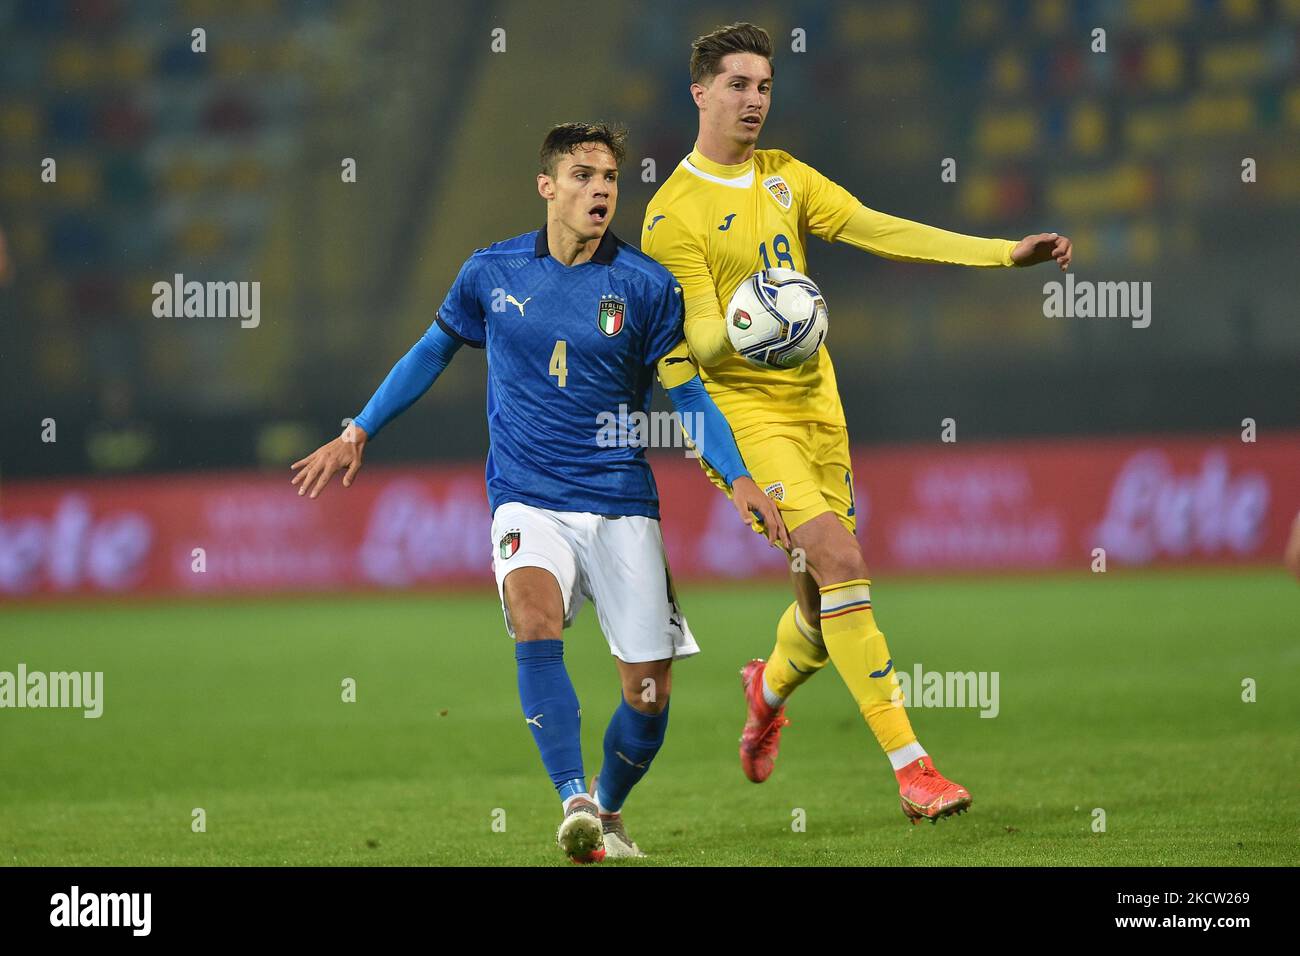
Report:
589,776,646,859
556,794,605,864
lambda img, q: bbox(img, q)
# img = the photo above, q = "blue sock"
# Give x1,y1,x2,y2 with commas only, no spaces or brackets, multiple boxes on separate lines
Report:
596,699,670,813
515,640,584,804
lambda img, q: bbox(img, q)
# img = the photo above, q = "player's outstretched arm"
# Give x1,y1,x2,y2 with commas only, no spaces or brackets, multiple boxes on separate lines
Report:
290,322,462,499
657,349,790,549
834,204,1073,271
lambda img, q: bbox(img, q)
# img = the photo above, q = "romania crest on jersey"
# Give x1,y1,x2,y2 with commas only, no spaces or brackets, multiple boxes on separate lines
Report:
763,175,792,209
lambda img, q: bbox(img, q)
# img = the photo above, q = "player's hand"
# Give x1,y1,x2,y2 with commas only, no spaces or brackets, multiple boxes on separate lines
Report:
731,476,791,550
1011,232,1072,271
290,424,368,499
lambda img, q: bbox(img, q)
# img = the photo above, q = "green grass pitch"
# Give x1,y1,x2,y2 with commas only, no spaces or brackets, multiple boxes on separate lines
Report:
2,570,1297,866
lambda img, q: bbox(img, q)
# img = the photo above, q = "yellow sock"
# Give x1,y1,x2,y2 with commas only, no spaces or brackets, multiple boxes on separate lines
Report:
763,601,830,699
818,579,917,753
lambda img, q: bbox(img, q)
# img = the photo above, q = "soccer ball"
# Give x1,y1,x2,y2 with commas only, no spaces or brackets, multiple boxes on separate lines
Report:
725,267,829,369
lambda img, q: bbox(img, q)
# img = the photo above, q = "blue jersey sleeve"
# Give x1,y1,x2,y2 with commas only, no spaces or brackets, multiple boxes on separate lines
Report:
642,276,686,366
435,254,486,348
353,322,462,439
665,376,750,487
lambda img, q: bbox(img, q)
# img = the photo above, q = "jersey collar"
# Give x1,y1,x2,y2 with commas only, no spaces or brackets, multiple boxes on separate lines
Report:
682,146,755,188
534,223,619,265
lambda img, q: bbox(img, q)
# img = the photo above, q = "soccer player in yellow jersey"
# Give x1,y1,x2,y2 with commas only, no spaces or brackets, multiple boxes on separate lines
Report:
642,22,1073,824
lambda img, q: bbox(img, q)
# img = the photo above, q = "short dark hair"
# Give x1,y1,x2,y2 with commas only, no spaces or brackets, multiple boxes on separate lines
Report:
539,122,628,177
690,21,774,86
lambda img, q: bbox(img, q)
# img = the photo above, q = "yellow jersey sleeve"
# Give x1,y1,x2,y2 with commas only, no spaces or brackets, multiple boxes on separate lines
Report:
791,157,862,242
642,209,733,367
654,339,699,390
835,204,1016,267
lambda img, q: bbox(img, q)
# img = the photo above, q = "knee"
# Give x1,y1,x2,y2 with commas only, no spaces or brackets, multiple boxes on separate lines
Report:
510,603,563,644
815,541,868,585
622,670,671,714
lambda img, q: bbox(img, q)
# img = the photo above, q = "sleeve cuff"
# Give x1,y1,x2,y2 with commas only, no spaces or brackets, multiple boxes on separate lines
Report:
435,312,484,349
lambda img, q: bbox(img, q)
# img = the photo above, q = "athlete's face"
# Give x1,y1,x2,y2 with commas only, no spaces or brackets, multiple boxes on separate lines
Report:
694,52,772,148
537,143,618,242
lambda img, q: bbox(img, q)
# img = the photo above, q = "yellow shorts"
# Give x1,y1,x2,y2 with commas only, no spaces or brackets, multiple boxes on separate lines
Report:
703,421,857,535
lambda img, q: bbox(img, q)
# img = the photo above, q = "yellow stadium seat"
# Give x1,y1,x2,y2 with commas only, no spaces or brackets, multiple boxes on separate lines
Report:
58,159,101,204
216,45,258,76
1222,0,1259,23
959,174,1001,221
974,109,1039,158
110,41,152,82
225,157,267,191
1144,39,1184,91
0,104,41,143
1201,41,1271,87
961,1,1004,39
1184,93,1254,136
1129,0,1193,29
1130,220,1160,265
992,50,1027,95
1124,107,1177,152
163,159,207,194
1033,0,1069,35
179,221,225,257
835,6,875,44
1069,102,1107,155
0,166,38,203
51,41,98,87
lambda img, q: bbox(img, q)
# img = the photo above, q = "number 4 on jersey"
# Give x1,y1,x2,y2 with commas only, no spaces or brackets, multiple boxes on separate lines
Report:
549,340,568,388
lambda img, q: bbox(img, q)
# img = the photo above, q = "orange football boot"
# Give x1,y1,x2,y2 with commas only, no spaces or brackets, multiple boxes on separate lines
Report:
739,659,791,783
897,756,972,824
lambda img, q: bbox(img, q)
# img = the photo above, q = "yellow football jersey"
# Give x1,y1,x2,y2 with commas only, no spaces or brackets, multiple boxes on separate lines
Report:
642,147,860,432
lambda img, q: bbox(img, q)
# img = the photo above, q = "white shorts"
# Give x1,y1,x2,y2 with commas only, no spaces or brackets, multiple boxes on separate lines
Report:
490,502,700,664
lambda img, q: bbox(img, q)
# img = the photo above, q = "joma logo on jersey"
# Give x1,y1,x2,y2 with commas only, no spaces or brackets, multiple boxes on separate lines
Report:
763,175,792,210
597,295,626,336
499,530,520,559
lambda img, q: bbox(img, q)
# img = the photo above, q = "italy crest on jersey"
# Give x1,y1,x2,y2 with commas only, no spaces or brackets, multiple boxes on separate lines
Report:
597,295,625,336
763,175,792,209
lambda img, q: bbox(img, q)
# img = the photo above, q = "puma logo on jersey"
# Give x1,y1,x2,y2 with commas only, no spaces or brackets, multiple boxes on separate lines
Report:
505,295,532,316
718,213,737,231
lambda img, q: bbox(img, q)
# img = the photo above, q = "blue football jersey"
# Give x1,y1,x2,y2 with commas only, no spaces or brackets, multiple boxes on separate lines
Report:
436,225,686,519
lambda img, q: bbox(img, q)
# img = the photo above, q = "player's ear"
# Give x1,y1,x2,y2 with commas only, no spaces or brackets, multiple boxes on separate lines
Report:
689,82,706,109
537,173,554,202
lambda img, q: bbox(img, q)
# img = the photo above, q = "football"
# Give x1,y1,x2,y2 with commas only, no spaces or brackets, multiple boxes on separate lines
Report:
725,267,829,369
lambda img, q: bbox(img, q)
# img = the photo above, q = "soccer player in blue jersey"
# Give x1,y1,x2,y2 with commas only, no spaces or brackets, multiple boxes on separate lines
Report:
290,123,788,863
